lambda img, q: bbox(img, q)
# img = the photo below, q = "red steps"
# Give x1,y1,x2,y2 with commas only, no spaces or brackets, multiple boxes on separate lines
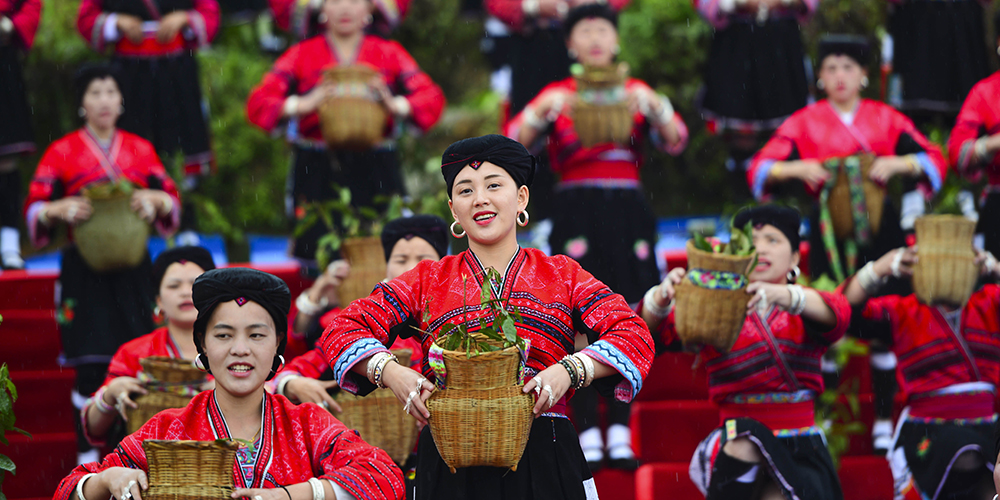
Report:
2,309,61,371
2,432,77,499
635,463,702,500
0,270,57,310
8,369,76,435
631,400,719,464
592,469,636,499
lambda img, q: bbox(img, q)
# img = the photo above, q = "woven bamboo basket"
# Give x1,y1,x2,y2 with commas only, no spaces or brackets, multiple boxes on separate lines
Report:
573,63,632,148
125,357,205,433
826,154,885,240
436,334,522,390
74,189,149,273
426,386,534,473
912,215,978,307
674,240,755,353
317,65,387,151
144,440,238,500
334,349,418,465
338,236,388,305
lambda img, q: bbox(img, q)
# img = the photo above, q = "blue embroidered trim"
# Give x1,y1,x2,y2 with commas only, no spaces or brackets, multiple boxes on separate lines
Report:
333,338,389,393
583,340,642,400
753,160,775,201
914,152,941,192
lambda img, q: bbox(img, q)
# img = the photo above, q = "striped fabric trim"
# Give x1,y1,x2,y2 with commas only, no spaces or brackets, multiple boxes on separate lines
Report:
583,340,642,400
332,337,389,393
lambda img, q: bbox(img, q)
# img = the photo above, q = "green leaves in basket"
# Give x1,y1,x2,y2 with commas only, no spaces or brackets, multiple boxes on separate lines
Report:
692,222,756,258
693,232,712,253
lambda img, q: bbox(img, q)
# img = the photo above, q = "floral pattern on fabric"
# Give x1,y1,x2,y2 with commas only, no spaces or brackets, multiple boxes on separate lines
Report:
686,268,748,290
56,298,76,326
634,239,650,261
565,236,588,259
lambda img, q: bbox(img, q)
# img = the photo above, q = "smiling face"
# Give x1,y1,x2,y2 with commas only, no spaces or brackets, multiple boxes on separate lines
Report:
156,262,206,328
567,17,618,67
323,0,372,37
202,301,279,398
748,224,800,284
386,237,440,281
448,161,529,248
82,77,122,131
819,54,866,105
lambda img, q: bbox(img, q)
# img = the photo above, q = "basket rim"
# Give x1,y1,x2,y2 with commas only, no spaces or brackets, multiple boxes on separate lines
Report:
684,239,757,264
142,439,241,451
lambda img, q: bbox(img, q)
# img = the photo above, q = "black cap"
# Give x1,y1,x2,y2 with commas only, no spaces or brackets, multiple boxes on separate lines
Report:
732,205,802,251
817,34,871,67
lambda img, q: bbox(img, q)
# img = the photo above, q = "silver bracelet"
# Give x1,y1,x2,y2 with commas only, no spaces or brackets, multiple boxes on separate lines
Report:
786,285,807,315
647,96,674,126
295,292,328,317
522,106,549,131
974,137,990,162
642,285,673,319
366,351,397,388
856,262,887,295
573,352,596,388
76,473,97,500
307,477,325,500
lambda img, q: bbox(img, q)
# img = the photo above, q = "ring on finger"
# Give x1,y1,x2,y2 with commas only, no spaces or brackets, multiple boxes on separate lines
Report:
255,496,264,500
532,376,543,395
543,384,555,408
68,206,78,220
321,401,329,410
403,390,418,415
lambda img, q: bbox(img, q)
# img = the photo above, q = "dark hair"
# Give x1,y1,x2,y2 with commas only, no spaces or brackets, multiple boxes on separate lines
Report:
74,64,122,110
817,34,871,68
563,3,618,40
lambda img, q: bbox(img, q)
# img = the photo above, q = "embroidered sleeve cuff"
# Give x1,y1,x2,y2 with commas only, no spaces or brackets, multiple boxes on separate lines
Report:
914,152,941,192
752,160,776,201
332,338,390,395
102,13,121,43
581,340,643,402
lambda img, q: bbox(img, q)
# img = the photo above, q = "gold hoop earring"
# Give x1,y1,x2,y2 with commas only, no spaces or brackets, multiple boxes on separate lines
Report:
517,210,529,227
450,220,466,238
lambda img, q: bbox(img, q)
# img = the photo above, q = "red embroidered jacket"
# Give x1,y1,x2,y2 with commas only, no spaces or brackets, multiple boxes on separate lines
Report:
24,129,181,248
505,77,689,184
653,291,850,403
246,35,445,145
77,0,220,54
0,0,41,49
847,285,1000,398
56,391,405,500
949,71,1000,188
747,99,947,201
318,248,654,402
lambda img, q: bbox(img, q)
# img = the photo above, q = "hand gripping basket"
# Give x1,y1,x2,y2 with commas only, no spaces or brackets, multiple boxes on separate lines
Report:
912,215,978,307
317,65,387,151
126,357,206,434
573,63,633,148
334,349,419,465
426,335,533,473
673,240,755,353
826,154,885,240
143,440,238,500
74,188,149,273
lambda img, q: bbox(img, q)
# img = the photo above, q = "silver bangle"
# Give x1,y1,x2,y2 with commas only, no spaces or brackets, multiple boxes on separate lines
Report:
573,352,596,388
786,285,806,315
643,285,673,319
522,0,540,16
522,106,549,131
856,262,887,295
295,292,328,317
647,96,674,126
283,95,301,117
76,473,97,500
307,477,325,500
974,137,990,162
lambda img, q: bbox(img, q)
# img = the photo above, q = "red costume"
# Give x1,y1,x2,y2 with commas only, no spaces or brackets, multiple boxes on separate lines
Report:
76,0,219,174
56,391,405,500
843,284,1000,500
651,292,851,500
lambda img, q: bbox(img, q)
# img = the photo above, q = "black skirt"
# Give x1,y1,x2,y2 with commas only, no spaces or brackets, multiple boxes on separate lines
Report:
0,45,35,156
892,419,994,500
111,52,212,166
507,26,571,116
548,185,660,304
57,245,155,366
889,0,990,114
691,418,843,500
700,16,810,132
287,145,404,261
977,190,1000,257
414,416,597,500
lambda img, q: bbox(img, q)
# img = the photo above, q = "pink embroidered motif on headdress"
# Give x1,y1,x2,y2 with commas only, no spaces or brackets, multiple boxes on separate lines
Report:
235,297,248,306
469,160,481,169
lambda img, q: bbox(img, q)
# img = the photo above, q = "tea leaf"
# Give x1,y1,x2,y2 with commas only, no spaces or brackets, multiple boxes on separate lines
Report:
502,317,517,343
693,232,712,253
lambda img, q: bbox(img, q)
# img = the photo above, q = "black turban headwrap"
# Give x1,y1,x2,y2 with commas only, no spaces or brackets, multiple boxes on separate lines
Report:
441,134,536,197
151,246,216,292
192,268,291,379
381,215,449,262
564,3,618,40
817,34,871,68
733,205,802,251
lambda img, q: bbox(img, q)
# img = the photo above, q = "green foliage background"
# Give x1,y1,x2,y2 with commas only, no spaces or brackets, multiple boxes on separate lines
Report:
14,0,999,260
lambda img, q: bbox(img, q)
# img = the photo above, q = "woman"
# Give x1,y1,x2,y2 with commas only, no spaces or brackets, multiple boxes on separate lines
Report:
24,64,181,465
276,214,448,408
841,247,1000,500
80,245,216,449
76,0,219,181
641,205,848,500
505,3,686,470
317,134,653,499
247,0,444,265
695,0,815,184
948,11,1000,258
748,35,947,283
55,267,405,500
0,0,40,270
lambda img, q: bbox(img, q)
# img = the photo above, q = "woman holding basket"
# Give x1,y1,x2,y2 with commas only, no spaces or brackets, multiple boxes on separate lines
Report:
56,267,405,500
640,205,849,500
24,64,181,465
318,134,654,499
247,0,444,266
